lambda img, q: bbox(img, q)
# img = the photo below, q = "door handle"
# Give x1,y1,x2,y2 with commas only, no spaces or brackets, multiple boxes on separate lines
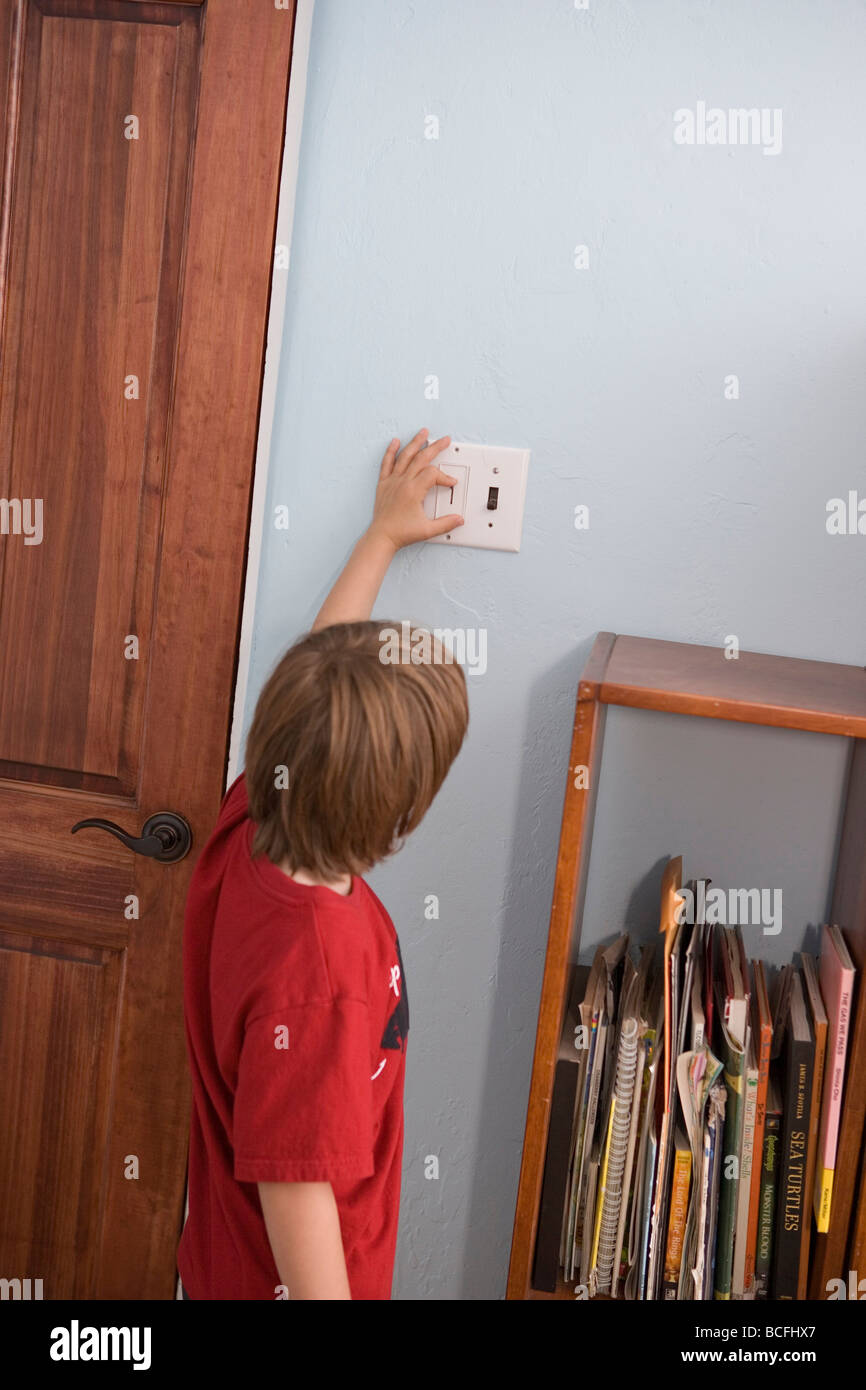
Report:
70,811,192,863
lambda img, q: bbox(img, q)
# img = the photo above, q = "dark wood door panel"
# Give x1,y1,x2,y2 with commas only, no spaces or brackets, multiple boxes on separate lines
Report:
0,0,200,796
0,930,123,1298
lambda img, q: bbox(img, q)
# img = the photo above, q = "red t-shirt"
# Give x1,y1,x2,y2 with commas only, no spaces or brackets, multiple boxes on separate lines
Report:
176,773,409,1300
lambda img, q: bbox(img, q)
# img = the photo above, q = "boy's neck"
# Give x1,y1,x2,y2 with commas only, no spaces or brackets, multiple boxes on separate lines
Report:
278,860,353,897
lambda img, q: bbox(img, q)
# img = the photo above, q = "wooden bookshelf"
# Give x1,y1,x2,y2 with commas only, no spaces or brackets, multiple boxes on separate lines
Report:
506,632,866,1301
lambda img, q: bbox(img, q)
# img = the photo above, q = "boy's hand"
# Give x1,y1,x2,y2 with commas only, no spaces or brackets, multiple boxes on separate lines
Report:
369,429,465,551
311,429,464,630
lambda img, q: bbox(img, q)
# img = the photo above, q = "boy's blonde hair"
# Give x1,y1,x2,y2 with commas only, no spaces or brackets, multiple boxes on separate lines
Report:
245,620,469,879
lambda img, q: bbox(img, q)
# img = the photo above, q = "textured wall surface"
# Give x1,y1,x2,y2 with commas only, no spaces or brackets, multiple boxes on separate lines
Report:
242,0,865,1299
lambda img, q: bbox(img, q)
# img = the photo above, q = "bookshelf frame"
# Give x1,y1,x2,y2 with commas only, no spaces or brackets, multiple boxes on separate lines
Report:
506,632,866,1300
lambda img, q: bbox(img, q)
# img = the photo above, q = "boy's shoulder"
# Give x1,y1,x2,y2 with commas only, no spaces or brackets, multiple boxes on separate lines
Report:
210,881,333,1018
196,776,393,1020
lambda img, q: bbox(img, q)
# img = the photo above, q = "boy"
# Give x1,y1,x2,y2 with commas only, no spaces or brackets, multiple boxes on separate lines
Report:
176,429,468,1299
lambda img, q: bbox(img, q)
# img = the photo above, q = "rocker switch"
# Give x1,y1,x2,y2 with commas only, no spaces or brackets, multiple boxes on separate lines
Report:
433,464,468,520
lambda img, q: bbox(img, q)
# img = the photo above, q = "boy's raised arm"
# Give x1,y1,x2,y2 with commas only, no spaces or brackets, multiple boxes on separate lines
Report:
311,429,463,631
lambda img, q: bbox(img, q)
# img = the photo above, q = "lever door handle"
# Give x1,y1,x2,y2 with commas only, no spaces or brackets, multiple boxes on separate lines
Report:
70,811,192,863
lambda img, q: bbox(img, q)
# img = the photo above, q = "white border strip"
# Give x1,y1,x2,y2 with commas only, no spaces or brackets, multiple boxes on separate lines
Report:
226,0,316,784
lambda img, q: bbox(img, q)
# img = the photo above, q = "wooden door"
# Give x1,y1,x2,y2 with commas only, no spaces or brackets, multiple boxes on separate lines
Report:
0,0,297,1298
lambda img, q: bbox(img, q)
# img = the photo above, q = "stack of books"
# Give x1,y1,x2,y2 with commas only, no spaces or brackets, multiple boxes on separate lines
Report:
533,855,857,1300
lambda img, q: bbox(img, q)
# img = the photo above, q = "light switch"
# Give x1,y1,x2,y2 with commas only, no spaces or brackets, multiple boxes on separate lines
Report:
423,443,530,551
433,463,468,521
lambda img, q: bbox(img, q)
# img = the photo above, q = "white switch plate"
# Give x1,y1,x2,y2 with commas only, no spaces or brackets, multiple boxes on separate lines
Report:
422,443,530,551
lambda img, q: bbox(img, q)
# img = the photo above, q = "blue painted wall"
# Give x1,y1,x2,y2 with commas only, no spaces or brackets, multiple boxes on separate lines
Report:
243,0,865,1298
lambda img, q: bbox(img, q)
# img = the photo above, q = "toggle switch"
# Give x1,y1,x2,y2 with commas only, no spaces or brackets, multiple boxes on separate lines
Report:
486,486,499,511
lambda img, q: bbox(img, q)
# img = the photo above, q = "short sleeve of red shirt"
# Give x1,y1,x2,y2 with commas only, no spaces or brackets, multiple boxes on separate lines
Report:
233,999,375,1184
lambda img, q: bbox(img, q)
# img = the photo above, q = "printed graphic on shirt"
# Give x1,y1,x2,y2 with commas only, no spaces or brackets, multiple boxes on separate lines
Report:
380,933,409,1053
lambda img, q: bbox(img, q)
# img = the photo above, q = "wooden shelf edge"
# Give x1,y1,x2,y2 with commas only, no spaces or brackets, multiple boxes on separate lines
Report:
597,635,866,736
599,681,866,738
577,631,617,702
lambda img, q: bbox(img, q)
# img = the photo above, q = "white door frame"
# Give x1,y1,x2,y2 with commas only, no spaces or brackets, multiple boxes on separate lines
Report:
227,0,316,781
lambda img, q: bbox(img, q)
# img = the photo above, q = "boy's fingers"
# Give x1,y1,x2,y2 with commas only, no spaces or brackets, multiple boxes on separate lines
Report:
432,467,458,487
379,437,401,479
409,434,451,476
414,463,458,497
394,428,429,474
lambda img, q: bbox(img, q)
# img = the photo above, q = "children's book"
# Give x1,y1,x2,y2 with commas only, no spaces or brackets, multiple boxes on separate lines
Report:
743,961,773,1296
814,924,856,1233
770,972,814,1299
799,951,827,1296
713,980,746,1300
754,1071,783,1299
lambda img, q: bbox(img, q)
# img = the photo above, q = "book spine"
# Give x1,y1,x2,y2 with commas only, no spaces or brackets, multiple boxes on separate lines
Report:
588,1098,617,1293
609,1026,643,1296
815,983,852,1233
597,1020,640,1293
663,1149,692,1299
754,1111,781,1299
824,983,853,1159
732,1071,758,1296
704,1093,726,1298
744,1022,772,1292
815,1167,834,1236
714,1065,743,1299
646,1111,672,1300
637,1131,657,1301
771,1041,814,1300
575,1017,604,1272
695,1115,716,1299
799,1016,827,1298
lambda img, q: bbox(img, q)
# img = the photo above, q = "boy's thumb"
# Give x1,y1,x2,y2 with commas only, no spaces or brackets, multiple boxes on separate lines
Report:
429,513,464,535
